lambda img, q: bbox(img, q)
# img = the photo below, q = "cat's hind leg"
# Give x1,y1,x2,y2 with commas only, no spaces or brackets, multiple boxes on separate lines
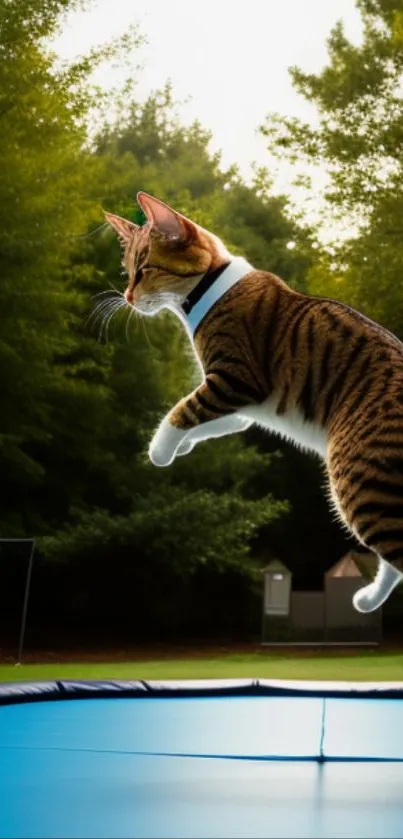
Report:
352,555,403,613
327,446,403,613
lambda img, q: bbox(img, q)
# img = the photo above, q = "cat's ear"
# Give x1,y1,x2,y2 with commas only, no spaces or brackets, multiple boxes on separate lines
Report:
137,192,190,241
104,212,137,243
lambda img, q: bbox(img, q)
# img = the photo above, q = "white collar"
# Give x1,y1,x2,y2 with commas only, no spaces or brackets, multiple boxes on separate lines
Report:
179,257,254,337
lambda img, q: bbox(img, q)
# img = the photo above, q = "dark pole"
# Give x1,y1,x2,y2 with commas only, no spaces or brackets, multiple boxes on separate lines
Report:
17,539,35,666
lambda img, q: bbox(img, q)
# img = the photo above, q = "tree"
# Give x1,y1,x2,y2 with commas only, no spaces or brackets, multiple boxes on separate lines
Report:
261,1,403,226
0,0,142,534
260,0,403,335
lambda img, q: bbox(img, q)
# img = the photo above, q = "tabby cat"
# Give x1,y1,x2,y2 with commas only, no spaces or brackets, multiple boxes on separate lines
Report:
105,191,403,614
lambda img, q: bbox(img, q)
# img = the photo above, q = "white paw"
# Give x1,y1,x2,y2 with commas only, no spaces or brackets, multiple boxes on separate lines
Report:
353,568,403,613
149,417,188,467
353,583,381,614
148,445,175,467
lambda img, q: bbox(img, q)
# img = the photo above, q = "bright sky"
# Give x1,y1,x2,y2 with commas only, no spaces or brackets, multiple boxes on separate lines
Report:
54,0,363,237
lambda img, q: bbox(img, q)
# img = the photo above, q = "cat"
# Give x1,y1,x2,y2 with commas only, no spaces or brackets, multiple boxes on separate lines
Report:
105,191,403,614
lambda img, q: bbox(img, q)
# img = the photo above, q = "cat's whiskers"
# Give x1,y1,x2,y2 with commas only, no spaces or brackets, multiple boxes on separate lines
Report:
109,281,125,296
105,297,128,340
87,294,126,342
125,305,137,343
87,296,119,328
92,301,118,339
93,288,125,300
98,304,116,343
86,299,114,331
99,298,127,343
141,316,155,350
91,285,125,322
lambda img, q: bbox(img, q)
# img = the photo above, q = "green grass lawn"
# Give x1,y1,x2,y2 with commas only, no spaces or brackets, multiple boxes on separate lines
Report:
1,649,403,683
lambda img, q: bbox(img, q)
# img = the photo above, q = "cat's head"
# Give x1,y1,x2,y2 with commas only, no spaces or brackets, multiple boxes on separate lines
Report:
104,192,231,315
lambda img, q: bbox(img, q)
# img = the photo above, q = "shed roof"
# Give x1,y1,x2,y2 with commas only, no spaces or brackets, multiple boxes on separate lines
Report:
326,551,374,579
262,559,291,575
326,553,362,578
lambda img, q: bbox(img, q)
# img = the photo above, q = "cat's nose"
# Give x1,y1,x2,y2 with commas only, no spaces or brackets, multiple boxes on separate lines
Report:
125,288,134,305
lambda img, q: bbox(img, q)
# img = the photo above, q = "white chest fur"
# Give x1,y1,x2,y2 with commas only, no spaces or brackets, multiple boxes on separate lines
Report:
239,395,328,458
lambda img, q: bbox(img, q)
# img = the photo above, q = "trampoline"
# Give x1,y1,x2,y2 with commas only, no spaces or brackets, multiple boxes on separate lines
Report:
1,679,403,838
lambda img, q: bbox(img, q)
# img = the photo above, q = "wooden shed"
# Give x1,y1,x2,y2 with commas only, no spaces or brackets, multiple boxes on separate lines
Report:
261,560,292,642
261,552,383,644
324,552,382,642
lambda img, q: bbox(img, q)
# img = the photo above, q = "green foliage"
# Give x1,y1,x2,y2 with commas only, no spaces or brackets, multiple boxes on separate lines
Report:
261,0,403,339
262,2,403,221
0,0,143,534
39,485,287,577
0,0,96,497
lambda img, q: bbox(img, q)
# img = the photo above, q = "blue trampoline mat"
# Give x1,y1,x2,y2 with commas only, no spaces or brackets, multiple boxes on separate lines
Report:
1,678,403,838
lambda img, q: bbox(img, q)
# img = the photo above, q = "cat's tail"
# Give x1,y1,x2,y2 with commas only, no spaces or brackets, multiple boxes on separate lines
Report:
353,557,403,613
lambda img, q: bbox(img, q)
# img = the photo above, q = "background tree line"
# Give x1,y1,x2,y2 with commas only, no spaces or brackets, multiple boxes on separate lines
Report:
0,0,401,650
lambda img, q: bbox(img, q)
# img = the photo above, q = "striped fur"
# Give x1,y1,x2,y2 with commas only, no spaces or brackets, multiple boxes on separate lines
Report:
105,193,403,612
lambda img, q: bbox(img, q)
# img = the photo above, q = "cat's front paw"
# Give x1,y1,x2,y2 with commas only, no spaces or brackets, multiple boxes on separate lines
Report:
148,444,174,467
149,417,188,467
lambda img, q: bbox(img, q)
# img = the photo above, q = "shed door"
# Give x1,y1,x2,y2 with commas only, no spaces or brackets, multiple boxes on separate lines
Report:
264,573,290,615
